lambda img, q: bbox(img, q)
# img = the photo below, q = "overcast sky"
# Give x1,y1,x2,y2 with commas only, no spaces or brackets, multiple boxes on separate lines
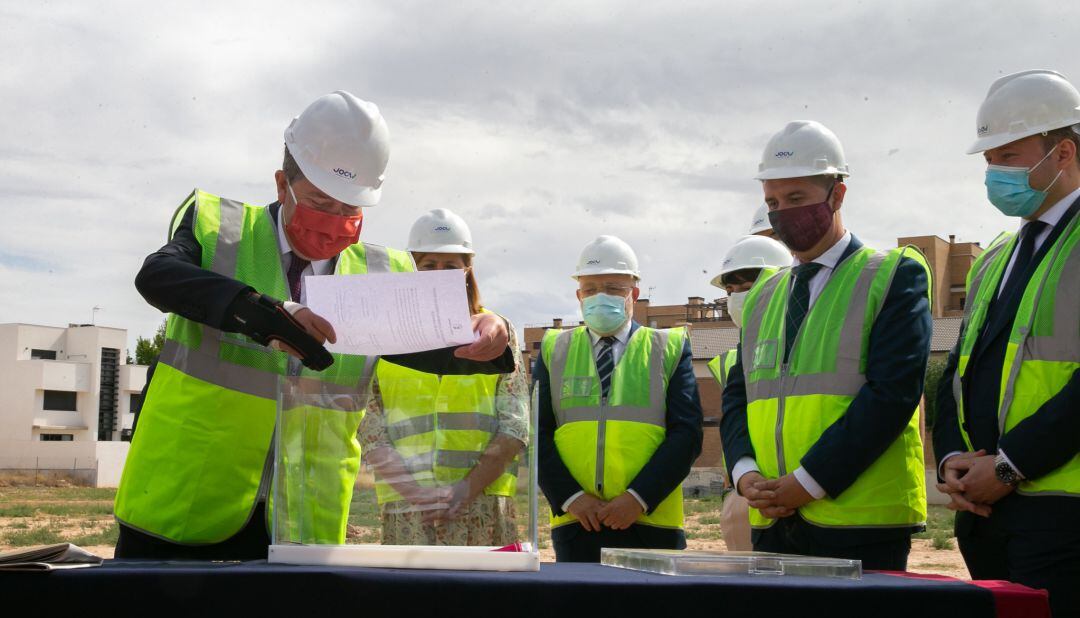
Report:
2,1,1078,353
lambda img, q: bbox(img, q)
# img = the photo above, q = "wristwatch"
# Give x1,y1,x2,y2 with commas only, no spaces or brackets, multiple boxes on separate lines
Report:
994,454,1020,486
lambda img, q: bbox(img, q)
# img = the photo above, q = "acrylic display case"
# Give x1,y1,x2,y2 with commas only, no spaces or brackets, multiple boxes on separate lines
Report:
268,366,539,572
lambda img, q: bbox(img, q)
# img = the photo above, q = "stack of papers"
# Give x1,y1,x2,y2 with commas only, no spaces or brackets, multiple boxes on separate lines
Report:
0,543,103,571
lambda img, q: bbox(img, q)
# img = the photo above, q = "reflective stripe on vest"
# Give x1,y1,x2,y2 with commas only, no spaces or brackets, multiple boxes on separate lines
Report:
707,349,738,391
740,245,928,529
953,212,1080,497
372,357,517,505
115,189,414,545
541,325,686,530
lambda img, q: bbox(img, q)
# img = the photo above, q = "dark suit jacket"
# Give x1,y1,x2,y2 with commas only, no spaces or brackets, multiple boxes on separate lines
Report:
536,321,703,518
135,201,514,376
933,198,1080,530
720,234,932,543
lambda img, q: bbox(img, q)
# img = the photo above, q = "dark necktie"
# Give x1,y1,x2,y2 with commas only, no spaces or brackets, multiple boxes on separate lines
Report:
596,336,616,399
287,254,310,302
1001,220,1049,294
785,262,823,363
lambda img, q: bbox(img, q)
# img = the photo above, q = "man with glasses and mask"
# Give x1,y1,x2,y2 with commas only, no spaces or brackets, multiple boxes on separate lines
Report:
934,70,1080,617
720,121,932,570
536,235,703,562
114,91,515,560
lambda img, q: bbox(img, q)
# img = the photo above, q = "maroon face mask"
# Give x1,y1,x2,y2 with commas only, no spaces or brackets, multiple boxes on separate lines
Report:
767,187,835,252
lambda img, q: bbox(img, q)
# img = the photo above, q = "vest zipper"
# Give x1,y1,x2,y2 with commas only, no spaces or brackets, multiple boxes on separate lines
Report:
595,393,607,494
776,363,788,476
256,436,274,502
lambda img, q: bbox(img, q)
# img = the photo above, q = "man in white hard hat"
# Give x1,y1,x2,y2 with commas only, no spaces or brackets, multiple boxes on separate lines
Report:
114,91,514,560
537,235,703,562
706,234,791,551
933,70,1080,616
720,120,932,569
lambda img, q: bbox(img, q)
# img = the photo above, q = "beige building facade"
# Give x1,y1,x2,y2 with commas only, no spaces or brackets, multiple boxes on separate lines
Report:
0,323,148,487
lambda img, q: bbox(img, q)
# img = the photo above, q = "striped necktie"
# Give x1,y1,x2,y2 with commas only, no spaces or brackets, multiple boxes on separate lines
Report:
287,254,310,303
785,262,822,363
596,336,616,399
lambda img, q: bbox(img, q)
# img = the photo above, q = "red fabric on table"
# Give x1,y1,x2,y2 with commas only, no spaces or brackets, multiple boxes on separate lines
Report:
871,571,1050,618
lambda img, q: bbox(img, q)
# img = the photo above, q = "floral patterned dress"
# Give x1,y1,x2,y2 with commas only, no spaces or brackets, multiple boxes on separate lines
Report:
358,320,530,546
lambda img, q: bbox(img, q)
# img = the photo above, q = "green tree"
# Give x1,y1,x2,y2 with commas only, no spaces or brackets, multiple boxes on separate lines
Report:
923,356,947,431
134,320,167,366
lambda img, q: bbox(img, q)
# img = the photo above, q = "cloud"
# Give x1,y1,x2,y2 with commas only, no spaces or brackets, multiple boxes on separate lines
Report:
1,0,1076,351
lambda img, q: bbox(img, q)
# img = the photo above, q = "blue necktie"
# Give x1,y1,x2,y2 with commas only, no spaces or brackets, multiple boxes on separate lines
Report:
596,336,616,399
1002,220,1048,292
785,262,823,363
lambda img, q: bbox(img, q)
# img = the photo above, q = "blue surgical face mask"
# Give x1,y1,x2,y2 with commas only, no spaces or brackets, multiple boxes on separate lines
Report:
985,145,1063,217
581,293,629,334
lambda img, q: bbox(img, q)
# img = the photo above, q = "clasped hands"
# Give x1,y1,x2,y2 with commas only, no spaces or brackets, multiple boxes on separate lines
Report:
936,449,1014,517
399,481,476,524
567,493,645,531
736,471,814,518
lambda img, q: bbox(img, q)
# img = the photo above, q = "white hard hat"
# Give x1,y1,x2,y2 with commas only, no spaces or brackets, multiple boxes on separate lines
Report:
284,91,390,207
748,203,772,235
711,235,791,288
407,209,475,255
573,235,640,280
755,120,851,180
967,70,1080,154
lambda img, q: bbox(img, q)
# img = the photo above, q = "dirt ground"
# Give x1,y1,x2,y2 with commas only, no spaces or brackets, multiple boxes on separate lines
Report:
0,484,969,578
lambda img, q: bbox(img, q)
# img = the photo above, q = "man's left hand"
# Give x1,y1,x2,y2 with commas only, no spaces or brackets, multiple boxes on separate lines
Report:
757,474,815,511
597,492,644,530
454,313,509,361
958,454,1015,506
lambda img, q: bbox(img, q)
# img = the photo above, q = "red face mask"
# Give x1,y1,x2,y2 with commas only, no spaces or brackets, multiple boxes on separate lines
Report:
284,186,363,260
767,186,835,252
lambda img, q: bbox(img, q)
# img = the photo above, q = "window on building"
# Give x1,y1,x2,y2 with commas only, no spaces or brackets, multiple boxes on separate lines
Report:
43,390,77,411
532,341,541,350
959,296,965,309
40,434,73,441
130,393,144,415
31,349,57,360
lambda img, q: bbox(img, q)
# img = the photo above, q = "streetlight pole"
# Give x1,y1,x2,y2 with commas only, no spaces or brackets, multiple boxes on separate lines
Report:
91,306,102,326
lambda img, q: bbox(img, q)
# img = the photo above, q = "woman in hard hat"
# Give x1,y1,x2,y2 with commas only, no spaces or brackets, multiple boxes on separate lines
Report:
358,209,530,546
706,234,791,551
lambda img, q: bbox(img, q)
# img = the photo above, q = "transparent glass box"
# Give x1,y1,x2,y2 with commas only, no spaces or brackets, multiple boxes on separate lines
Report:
602,548,862,579
268,368,539,571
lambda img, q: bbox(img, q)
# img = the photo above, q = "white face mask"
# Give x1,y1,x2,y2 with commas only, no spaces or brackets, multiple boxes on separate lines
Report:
727,291,748,328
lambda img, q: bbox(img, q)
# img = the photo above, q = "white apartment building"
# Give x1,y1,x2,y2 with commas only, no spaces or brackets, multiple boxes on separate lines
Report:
0,323,148,487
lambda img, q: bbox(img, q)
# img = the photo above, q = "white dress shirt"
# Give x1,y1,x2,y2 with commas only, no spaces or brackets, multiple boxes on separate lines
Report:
938,185,1080,479
732,231,853,500
561,319,650,513
275,207,333,305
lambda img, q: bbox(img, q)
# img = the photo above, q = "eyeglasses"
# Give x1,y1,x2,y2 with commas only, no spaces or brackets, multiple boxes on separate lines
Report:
720,270,758,287
580,284,634,298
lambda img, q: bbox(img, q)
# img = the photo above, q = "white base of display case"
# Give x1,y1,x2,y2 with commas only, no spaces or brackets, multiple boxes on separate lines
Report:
268,543,541,572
